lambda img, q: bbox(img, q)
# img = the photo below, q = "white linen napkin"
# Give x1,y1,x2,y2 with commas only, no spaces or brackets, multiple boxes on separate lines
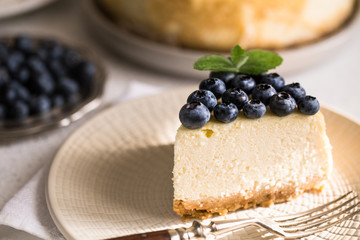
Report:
0,81,166,240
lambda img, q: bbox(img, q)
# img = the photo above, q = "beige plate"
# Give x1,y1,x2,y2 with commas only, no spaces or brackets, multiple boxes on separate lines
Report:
46,88,360,240
0,0,56,19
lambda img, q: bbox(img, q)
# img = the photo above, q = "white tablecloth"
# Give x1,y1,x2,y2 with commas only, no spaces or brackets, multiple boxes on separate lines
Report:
0,0,360,239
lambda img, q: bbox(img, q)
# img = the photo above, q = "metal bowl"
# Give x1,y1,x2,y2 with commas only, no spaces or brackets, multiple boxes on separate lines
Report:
0,36,106,139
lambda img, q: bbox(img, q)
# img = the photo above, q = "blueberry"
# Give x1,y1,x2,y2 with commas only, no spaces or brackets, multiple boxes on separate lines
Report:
199,78,226,99
214,103,239,123
63,48,81,69
12,82,30,102
16,84,31,102
179,101,210,129
243,99,266,119
209,71,236,88
230,74,256,94
57,77,79,100
1,82,30,103
29,95,51,115
187,89,217,111
0,67,10,87
14,66,30,84
28,56,47,73
41,40,64,59
281,83,306,102
1,83,17,103
71,60,97,90
35,47,49,61
260,73,285,91
7,100,29,120
52,94,65,108
0,42,9,63
269,92,296,117
48,60,67,78
6,51,25,73
31,73,55,94
297,96,320,115
14,35,32,53
251,84,277,105
251,72,267,84
222,88,249,110
0,103,5,119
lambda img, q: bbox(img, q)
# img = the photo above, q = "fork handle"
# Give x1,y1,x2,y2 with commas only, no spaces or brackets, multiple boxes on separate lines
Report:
104,230,171,240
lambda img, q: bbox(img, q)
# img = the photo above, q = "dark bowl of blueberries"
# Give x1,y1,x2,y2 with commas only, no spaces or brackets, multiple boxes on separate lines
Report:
0,34,106,138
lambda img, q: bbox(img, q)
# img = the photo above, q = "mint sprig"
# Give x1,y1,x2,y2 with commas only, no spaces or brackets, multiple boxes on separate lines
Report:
194,45,283,75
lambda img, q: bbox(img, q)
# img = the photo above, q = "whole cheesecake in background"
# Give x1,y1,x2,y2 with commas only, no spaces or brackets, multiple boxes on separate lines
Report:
173,111,333,218
99,0,355,51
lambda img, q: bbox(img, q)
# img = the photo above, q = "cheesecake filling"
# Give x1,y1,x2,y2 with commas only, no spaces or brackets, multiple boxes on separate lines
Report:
173,111,332,218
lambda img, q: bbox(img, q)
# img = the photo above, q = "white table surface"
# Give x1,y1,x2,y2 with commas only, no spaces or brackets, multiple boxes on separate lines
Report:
0,0,359,239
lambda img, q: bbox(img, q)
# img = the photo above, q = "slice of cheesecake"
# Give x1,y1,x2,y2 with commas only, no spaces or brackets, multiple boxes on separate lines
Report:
173,110,332,219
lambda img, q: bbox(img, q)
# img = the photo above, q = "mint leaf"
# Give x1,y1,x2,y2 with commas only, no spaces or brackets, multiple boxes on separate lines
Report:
193,45,283,73
194,55,239,72
239,50,283,74
230,45,245,67
234,55,249,69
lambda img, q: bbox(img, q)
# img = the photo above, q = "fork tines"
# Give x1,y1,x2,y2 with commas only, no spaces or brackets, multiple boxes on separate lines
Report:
274,191,360,239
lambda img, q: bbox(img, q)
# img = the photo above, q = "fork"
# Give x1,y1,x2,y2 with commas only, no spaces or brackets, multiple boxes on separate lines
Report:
104,191,360,240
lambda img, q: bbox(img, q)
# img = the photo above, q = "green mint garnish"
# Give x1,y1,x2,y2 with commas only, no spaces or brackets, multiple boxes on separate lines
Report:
193,45,283,75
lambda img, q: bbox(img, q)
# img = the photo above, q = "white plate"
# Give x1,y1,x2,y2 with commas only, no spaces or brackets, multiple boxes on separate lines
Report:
46,88,360,240
82,0,360,78
0,0,56,19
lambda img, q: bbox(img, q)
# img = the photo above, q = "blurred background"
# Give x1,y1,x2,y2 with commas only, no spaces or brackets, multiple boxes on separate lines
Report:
0,0,359,239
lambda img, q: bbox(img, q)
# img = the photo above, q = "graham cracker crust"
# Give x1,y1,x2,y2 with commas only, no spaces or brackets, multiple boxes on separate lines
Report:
173,178,325,219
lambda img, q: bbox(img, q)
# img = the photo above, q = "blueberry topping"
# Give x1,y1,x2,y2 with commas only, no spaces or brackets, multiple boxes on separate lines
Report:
29,95,51,115
230,74,256,94
251,84,277,105
187,89,217,111
251,72,267,84
7,100,29,120
297,96,320,115
269,92,296,117
214,103,239,123
260,73,285,91
179,101,210,129
222,88,249,110
209,71,236,88
281,83,306,101
199,78,226,99
243,99,266,119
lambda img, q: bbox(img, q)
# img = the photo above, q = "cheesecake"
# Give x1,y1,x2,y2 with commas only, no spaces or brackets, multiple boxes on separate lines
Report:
99,0,355,51
173,110,332,218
